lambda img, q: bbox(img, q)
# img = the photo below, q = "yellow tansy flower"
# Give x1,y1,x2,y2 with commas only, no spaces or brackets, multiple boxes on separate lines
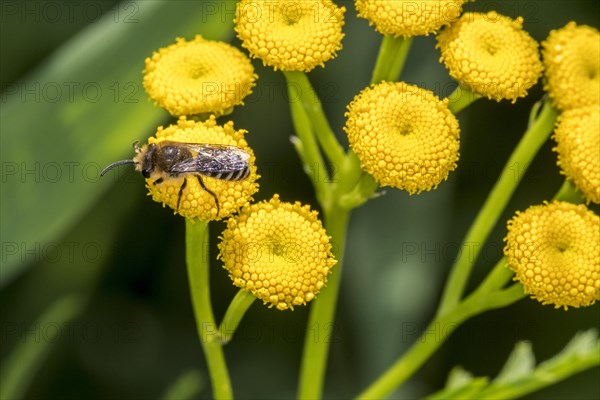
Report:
504,201,600,309
235,0,345,72
142,116,259,221
344,81,460,193
437,11,543,102
355,0,466,37
143,35,256,116
553,106,600,204
218,194,336,310
542,22,600,111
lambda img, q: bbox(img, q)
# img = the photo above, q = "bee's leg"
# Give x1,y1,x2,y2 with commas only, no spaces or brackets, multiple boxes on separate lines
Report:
196,175,220,216
176,178,187,211
152,177,164,185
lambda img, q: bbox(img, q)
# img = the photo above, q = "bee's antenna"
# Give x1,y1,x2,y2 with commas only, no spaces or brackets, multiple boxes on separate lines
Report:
100,159,136,176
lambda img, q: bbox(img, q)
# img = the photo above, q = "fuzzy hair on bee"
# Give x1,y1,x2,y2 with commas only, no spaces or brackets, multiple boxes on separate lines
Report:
101,141,251,216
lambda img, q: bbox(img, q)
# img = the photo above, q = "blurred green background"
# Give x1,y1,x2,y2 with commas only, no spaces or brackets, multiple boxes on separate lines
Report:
1,0,598,398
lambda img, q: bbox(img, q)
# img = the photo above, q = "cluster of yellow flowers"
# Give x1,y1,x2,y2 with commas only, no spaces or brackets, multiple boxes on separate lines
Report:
502,22,600,308
543,23,600,204
140,35,260,221
135,0,351,310
133,1,599,311
353,3,599,309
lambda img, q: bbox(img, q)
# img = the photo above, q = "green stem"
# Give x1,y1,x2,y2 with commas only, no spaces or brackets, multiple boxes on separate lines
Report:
553,179,585,203
447,86,482,114
358,284,525,399
218,289,256,345
472,175,586,296
185,219,233,399
284,71,346,167
437,100,558,317
295,28,413,400
338,172,379,210
336,35,413,209
297,206,350,399
476,256,513,294
286,82,330,204
385,36,412,83
372,35,412,84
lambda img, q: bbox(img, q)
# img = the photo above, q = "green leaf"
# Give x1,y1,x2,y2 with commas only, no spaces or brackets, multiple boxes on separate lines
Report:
479,330,599,399
494,341,535,384
428,330,600,400
427,365,488,400
445,366,475,389
549,329,599,359
0,0,235,286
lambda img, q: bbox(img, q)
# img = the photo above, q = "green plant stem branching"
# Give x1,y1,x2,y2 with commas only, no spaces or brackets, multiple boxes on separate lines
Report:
358,284,526,399
286,70,353,399
285,78,330,206
438,100,558,317
292,33,416,399
284,71,346,167
185,219,233,399
357,99,561,398
281,30,565,400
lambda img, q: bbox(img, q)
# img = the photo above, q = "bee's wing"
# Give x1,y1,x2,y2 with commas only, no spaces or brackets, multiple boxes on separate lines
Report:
168,143,250,174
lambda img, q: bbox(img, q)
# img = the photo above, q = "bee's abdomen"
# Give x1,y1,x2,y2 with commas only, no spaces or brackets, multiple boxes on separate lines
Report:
204,166,250,181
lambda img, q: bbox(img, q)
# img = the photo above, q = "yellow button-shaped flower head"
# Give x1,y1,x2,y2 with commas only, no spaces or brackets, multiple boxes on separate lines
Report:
437,12,543,102
141,116,259,221
504,201,600,309
553,106,600,204
235,0,345,72
143,36,256,117
355,0,466,37
344,81,460,194
542,22,600,111
218,195,336,310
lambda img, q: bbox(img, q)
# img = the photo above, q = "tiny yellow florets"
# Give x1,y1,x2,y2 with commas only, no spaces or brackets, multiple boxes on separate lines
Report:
218,194,336,311
504,201,600,309
355,0,466,37
344,81,460,193
542,22,600,111
553,106,600,204
437,11,543,102
144,116,259,221
143,35,256,116
234,0,346,72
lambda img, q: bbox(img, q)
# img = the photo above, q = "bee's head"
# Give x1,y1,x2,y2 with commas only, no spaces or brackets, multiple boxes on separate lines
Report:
139,143,157,178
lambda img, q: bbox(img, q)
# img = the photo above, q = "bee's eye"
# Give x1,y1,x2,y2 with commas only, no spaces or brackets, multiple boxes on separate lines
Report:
142,169,151,178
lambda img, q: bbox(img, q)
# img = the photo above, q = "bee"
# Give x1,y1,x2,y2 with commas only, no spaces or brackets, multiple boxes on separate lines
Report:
101,141,250,216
